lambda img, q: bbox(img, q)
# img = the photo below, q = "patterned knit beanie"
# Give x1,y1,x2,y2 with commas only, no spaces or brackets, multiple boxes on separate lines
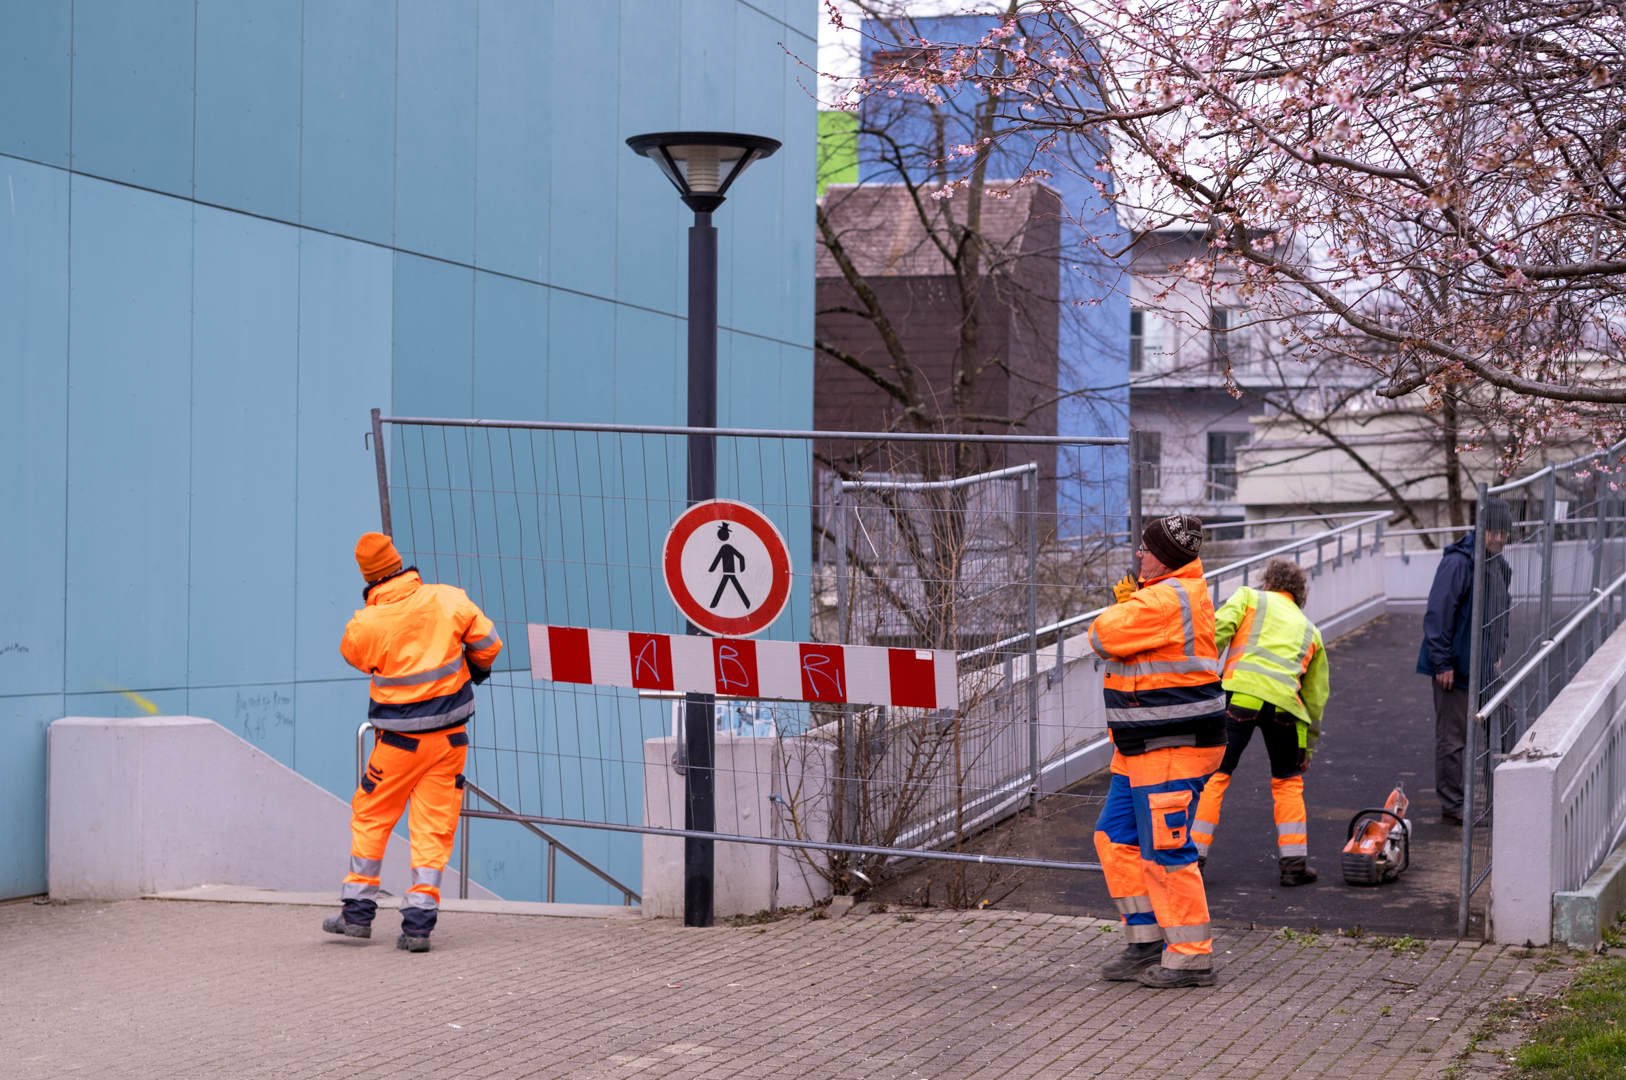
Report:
1143,514,1204,570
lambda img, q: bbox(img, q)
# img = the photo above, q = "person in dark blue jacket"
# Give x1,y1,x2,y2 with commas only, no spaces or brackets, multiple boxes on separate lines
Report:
1416,497,1513,824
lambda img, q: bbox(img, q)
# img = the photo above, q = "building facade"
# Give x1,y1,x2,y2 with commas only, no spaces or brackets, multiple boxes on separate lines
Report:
0,0,816,902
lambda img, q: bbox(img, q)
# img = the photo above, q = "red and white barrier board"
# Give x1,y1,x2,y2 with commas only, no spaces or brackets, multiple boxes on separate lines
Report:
526,624,958,710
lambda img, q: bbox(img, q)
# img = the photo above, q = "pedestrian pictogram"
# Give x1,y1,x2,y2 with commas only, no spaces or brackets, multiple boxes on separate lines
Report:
707,523,751,609
663,500,791,636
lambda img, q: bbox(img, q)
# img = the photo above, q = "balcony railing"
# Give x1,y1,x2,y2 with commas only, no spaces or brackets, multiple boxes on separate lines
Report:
1207,464,1238,501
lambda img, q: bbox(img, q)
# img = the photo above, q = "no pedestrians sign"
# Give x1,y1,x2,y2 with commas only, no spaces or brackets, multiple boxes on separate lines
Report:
663,499,792,637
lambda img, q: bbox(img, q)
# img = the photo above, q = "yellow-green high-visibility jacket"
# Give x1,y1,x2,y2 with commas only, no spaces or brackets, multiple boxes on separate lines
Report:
1213,586,1329,756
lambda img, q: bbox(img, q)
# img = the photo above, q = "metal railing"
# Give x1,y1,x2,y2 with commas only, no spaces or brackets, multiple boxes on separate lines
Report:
357,722,640,906
961,509,1389,665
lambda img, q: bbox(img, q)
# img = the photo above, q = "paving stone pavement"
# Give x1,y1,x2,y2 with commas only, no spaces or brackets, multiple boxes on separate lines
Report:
0,898,1579,1080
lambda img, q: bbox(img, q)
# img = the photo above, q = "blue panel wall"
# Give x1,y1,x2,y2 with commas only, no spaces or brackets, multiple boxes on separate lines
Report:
70,0,196,197
473,271,550,420
0,159,70,698
65,177,195,697
395,254,475,418
475,0,552,283
195,0,304,221
292,230,395,799
0,696,63,896
0,5,72,166
301,0,397,245
395,0,478,264
188,207,301,762
0,0,817,902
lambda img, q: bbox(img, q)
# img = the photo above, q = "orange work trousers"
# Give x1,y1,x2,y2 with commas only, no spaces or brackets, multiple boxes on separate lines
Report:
341,726,467,936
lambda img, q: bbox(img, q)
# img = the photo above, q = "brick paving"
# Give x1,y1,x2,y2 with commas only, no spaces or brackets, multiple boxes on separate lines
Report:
1,898,1579,1079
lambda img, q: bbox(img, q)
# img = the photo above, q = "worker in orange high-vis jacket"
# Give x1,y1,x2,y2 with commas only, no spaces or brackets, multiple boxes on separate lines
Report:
322,532,502,953
1089,514,1227,988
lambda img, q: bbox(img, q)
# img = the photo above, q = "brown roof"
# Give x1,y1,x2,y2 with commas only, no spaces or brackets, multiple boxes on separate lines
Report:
816,181,1060,279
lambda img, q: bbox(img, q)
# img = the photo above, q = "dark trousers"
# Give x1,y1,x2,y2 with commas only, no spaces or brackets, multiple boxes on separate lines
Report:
1433,682,1469,816
1218,702,1305,779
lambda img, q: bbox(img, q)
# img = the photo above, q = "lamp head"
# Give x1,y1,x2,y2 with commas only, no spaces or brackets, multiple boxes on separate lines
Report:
626,131,782,213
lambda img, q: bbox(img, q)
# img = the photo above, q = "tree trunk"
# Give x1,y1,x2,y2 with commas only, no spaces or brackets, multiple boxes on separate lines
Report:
1442,393,1466,529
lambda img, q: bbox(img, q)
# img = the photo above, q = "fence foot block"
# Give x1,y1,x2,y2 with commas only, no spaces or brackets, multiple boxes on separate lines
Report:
1553,840,1626,949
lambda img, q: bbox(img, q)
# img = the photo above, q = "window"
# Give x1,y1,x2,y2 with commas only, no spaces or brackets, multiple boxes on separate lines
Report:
1129,309,1145,372
1209,307,1232,371
1207,432,1248,500
1138,431,1162,494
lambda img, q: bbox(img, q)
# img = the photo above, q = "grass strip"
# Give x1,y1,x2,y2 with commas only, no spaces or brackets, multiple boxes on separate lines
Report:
1508,957,1626,1080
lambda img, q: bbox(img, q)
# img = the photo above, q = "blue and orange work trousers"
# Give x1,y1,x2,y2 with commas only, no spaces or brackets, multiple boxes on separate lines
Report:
340,725,468,936
1093,745,1224,971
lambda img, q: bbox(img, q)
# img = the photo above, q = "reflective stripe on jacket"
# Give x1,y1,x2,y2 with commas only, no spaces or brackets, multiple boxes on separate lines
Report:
341,569,503,733
1088,559,1225,755
1214,586,1329,755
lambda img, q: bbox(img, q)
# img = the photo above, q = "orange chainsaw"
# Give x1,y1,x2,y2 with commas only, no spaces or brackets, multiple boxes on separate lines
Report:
1341,783,1410,886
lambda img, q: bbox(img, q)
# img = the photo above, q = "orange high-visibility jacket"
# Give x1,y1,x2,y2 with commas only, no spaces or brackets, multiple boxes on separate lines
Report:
1087,558,1226,755
341,569,503,733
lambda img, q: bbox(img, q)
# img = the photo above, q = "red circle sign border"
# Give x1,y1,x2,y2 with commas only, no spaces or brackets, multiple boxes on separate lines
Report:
663,499,793,637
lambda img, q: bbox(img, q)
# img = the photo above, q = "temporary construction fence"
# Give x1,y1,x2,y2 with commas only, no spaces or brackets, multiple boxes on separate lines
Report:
1461,439,1626,936
369,412,1129,910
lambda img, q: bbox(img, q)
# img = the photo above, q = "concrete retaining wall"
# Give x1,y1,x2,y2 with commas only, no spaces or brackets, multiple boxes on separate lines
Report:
1492,629,1626,945
48,716,496,901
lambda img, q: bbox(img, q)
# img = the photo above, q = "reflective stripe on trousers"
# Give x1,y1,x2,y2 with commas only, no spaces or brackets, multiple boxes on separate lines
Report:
341,855,383,901
405,866,444,909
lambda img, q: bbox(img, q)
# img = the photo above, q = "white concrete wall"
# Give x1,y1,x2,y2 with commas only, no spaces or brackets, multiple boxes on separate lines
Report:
641,734,831,919
48,716,495,902
1385,548,1444,611
1493,628,1626,945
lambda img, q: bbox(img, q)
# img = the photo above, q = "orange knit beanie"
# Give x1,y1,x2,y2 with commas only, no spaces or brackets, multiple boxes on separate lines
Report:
355,532,403,581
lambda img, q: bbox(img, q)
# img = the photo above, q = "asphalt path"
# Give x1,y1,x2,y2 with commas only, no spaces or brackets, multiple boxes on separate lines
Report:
872,613,1488,937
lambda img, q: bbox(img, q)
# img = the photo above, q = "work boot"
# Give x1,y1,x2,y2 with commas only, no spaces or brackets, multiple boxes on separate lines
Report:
1135,963,1218,988
1100,941,1163,980
322,915,371,940
396,933,431,953
1279,856,1319,887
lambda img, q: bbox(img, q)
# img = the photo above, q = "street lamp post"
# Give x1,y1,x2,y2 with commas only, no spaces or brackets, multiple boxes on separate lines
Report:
626,131,780,928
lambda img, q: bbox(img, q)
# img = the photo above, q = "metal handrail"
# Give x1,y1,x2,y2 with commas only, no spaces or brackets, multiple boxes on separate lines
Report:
840,461,1037,493
959,510,1389,662
355,723,640,907
460,779,640,906
378,414,1127,447
1476,568,1626,721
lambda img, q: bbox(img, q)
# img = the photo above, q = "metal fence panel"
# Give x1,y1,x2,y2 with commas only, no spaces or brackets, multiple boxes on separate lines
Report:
1461,441,1626,934
375,416,1129,907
